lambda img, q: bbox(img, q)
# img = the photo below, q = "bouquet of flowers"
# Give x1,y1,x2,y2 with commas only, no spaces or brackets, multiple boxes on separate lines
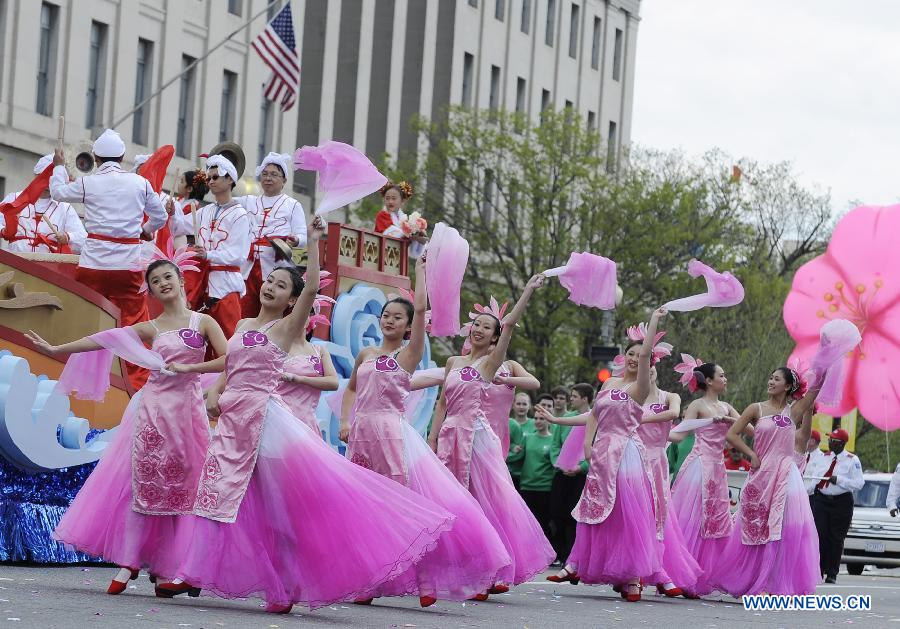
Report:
400,211,428,238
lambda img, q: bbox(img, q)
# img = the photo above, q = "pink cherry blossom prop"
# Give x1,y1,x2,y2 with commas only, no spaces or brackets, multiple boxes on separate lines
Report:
425,222,470,336
293,141,388,216
664,259,745,312
544,252,618,309
673,353,705,393
783,205,893,427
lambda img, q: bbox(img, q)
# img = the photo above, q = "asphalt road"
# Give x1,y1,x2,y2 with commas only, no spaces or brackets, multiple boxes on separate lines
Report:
1,565,899,629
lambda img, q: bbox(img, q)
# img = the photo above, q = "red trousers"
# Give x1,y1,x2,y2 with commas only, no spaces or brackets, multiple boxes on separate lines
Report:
239,258,263,319
75,266,149,391
205,292,241,358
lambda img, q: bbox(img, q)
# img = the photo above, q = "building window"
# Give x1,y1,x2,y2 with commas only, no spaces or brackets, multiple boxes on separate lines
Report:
515,77,526,113
568,3,579,59
495,0,505,20
85,21,108,130
564,99,573,110
228,0,242,16
612,28,623,81
587,110,596,131
176,55,196,158
541,89,551,112
133,38,154,145
545,0,556,46
266,0,282,20
521,0,531,33
591,17,601,70
36,2,58,116
489,65,501,113
468,0,478,7
258,89,275,162
219,70,237,141
607,120,618,172
462,52,474,108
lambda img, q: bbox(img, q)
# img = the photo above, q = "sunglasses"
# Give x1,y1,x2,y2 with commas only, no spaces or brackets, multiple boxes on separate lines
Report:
208,174,221,181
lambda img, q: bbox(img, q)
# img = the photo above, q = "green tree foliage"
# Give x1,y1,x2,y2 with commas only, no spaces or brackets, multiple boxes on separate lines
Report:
357,107,835,413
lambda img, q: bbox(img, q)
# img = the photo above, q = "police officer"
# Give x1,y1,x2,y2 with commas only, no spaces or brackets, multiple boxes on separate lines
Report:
808,428,865,583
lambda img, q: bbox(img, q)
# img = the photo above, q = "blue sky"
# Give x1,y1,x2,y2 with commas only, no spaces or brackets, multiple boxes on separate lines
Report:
631,0,900,215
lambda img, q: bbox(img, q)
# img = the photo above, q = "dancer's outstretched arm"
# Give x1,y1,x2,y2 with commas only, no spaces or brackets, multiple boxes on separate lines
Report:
397,252,428,374
482,274,544,382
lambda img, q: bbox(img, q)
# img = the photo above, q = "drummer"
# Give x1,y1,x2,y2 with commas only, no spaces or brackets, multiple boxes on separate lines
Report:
1,154,86,254
234,151,307,318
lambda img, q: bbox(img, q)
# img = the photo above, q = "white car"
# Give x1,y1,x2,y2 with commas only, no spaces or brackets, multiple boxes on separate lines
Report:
842,472,900,574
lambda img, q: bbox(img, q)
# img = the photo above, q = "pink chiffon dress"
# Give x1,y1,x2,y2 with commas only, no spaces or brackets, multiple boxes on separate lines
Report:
169,322,455,609
348,350,512,599
669,419,733,595
54,313,210,574
273,344,326,435
635,391,701,591
482,361,516,457
568,387,667,585
437,359,555,585
709,405,820,596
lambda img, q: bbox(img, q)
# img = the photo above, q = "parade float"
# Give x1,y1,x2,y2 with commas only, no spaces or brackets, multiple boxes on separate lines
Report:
0,225,440,562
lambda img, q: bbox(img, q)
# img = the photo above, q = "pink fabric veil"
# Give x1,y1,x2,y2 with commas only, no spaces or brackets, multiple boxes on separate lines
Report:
664,259,744,312
293,141,388,216
555,425,587,471
544,252,618,309
56,328,169,401
809,319,862,407
425,222,470,337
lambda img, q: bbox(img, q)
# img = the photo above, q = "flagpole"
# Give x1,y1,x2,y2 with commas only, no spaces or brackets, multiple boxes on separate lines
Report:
108,0,281,130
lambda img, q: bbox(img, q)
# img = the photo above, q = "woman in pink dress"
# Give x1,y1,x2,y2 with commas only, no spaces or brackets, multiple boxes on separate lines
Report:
708,367,822,596
274,308,339,435
157,220,454,613
483,359,540,458
540,318,699,600
340,254,512,606
428,275,556,587
668,361,746,596
26,259,228,596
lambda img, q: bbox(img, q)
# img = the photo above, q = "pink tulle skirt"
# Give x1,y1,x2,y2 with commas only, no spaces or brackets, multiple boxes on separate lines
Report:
648,494,702,590
709,468,820,596
171,399,454,608
467,419,555,584
53,393,194,577
669,457,731,595
568,440,665,585
371,422,512,599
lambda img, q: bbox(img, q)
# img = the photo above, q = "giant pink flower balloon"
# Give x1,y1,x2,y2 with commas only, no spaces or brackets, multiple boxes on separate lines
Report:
783,205,900,430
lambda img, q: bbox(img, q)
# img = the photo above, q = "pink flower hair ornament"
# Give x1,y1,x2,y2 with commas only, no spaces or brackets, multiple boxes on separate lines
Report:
459,296,517,354
785,357,811,401
302,269,334,291
132,243,200,293
674,353,705,393
610,323,673,376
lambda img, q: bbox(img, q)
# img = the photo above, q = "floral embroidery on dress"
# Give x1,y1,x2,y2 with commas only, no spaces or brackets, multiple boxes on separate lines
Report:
242,331,269,348
609,389,629,402
196,486,220,511
137,425,164,450
459,366,484,382
771,414,793,428
742,500,770,542
160,457,185,485
350,452,372,469
179,328,205,349
309,355,324,375
135,456,161,482
136,482,164,504
202,457,223,482
649,403,668,414
165,488,193,512
374,355,400,372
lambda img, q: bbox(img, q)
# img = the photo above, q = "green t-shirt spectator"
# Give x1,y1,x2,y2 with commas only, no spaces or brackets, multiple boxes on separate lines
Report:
507,418,535,478
549,412,589,475
518,431,556,491
668,432,695,481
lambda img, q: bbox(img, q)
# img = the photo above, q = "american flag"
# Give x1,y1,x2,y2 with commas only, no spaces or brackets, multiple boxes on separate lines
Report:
252,3,300,111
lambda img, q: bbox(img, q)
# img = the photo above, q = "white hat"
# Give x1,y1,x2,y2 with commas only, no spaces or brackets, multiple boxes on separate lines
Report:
34,153,54,174
132,154,151,172
206,154,238,184
254,152,292,179
92,129,126,158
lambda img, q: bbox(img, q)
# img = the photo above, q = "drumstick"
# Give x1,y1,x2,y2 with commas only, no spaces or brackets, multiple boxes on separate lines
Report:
41,214,63,242
56,115,65,149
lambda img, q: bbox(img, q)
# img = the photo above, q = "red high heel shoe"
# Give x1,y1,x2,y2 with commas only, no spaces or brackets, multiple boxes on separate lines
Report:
469,592,489,602
265,602,293,614
154,582,201,598
546,568,580,585
624,583,642,603
353,598,374,605
488,584,509,594
419,595,437,608
107,569,139,595
656,584,683,598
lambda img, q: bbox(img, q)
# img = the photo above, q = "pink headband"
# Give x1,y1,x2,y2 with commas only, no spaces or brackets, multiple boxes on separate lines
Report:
459,296,512,354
